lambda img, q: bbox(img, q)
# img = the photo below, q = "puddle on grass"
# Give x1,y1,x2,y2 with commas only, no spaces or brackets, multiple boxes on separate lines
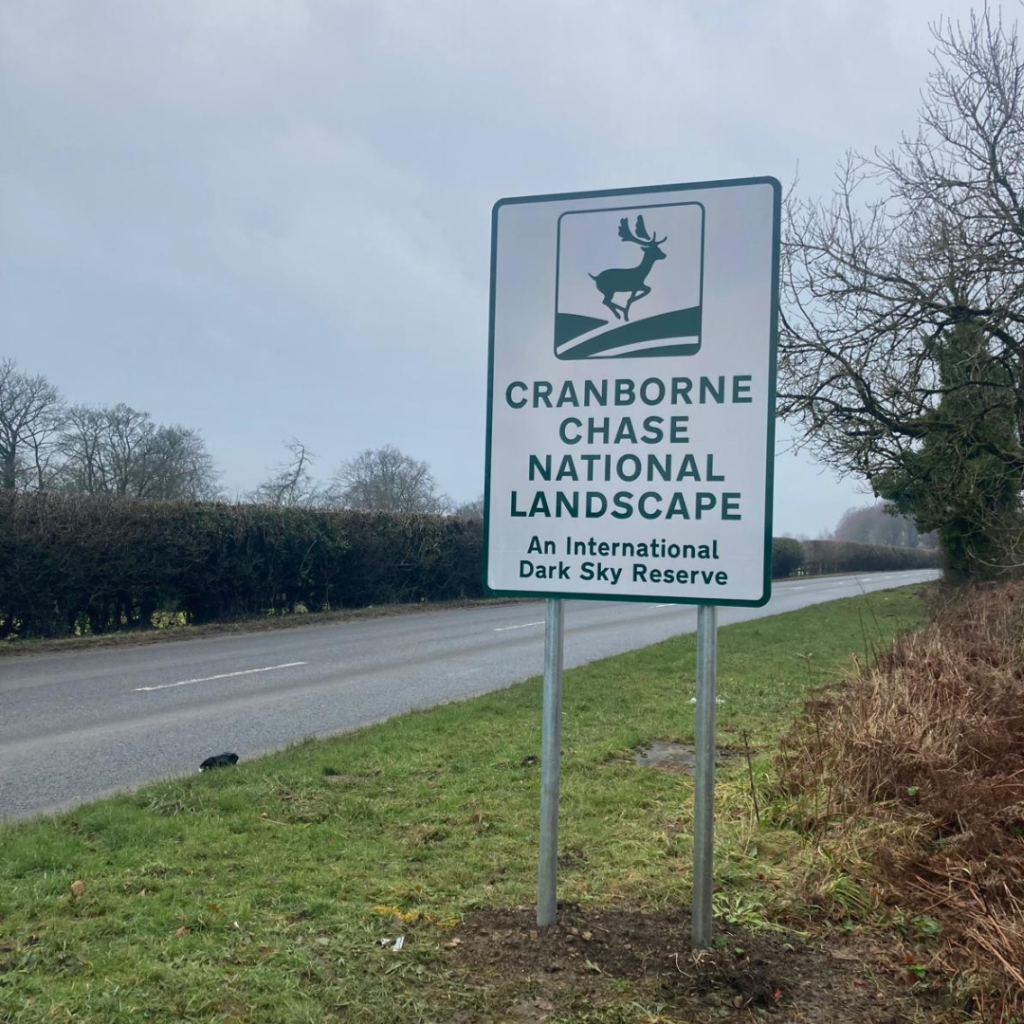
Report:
632,740,739,773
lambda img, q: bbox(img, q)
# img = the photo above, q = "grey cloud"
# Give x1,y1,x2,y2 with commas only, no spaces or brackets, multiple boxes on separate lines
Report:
0,0,985,532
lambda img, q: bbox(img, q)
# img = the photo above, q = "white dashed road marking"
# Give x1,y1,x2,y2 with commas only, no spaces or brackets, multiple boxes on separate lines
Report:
134,662,308,693
493,621,545,632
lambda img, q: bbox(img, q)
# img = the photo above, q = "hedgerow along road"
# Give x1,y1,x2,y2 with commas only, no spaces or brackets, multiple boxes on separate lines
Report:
0,569,938,818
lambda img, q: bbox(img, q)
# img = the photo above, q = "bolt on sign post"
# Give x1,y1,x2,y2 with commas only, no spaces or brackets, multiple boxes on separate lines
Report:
483,178,780,942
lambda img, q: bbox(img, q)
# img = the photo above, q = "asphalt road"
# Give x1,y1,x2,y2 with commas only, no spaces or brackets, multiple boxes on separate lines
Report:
0,570,937,819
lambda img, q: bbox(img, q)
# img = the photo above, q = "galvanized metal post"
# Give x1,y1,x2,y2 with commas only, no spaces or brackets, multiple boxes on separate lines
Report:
692,603,718,948
537,597,565,929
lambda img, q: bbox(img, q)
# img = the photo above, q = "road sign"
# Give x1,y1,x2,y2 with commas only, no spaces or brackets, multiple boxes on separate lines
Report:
484,177,780,607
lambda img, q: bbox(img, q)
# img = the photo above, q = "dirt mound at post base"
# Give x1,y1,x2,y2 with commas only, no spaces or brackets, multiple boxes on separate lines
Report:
448,904,931,1022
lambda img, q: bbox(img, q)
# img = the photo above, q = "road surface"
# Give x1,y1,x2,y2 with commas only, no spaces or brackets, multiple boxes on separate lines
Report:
0,570,937,819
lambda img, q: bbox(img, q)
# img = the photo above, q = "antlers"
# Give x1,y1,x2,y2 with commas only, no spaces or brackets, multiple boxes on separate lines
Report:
617,215,667,247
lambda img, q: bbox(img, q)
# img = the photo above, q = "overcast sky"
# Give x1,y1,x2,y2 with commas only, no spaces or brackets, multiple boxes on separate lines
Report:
0,0,987,535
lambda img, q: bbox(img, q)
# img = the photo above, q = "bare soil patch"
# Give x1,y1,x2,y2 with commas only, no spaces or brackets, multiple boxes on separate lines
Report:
632,740,741,773
448,904,936,1022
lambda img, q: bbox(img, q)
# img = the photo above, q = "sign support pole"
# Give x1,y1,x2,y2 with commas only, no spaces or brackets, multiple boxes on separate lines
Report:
691,603,718,948
537,597,565,928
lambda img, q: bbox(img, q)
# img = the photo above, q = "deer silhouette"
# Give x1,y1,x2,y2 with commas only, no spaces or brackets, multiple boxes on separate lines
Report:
589,215,668,322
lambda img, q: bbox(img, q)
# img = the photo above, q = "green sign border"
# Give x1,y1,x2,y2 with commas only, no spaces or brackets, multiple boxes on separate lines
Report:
482,176,781,609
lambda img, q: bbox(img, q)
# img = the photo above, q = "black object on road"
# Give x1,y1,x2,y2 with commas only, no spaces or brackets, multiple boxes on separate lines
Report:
199,753,239,771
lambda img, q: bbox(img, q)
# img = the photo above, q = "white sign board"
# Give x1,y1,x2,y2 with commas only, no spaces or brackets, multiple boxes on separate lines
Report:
484,178,780,607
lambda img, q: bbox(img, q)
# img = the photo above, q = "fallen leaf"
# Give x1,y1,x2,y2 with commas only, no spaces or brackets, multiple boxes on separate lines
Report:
733,995,745,1009
830,949,860,962
69,880,85,899
444,938,462,949
174,926,189,938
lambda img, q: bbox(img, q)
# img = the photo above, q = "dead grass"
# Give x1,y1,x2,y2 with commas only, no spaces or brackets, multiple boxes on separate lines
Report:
776,582,1024,1019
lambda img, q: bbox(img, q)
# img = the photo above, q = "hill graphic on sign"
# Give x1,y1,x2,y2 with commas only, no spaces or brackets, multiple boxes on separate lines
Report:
555,203,704,360
555,308,702,359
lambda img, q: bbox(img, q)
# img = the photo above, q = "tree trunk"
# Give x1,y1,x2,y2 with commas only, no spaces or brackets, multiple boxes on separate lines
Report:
1,452,17,490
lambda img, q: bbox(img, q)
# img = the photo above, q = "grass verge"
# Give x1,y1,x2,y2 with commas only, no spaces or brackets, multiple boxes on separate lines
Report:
0,587,928,1023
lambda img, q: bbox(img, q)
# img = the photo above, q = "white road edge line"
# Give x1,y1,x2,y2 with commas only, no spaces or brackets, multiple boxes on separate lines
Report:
134,662,308,693
493,621,545,632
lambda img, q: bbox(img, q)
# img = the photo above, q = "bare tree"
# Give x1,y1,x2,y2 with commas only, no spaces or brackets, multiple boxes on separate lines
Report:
103,404,160,496
57,403,218,500
249,438,334,507
56,405,108,494
832,502,931,548
148,425,221,501
781,8,1024,575
333,444,450,513
453,494,484,519
0,359,64,490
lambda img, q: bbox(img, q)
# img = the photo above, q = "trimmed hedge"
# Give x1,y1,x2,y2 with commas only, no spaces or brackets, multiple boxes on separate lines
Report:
771,537,806,578
799,539,941,576
0,492,483,638
0,492,941,639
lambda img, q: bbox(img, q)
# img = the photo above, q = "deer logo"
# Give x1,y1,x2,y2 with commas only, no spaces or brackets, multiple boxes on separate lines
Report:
554,201,701,361
589,215,668,322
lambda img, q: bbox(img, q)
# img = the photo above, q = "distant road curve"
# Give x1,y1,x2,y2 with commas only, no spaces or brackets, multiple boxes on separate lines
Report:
0,569,938,819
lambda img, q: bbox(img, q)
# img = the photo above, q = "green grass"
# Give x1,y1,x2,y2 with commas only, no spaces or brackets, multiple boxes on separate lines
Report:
0,587,927,1023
